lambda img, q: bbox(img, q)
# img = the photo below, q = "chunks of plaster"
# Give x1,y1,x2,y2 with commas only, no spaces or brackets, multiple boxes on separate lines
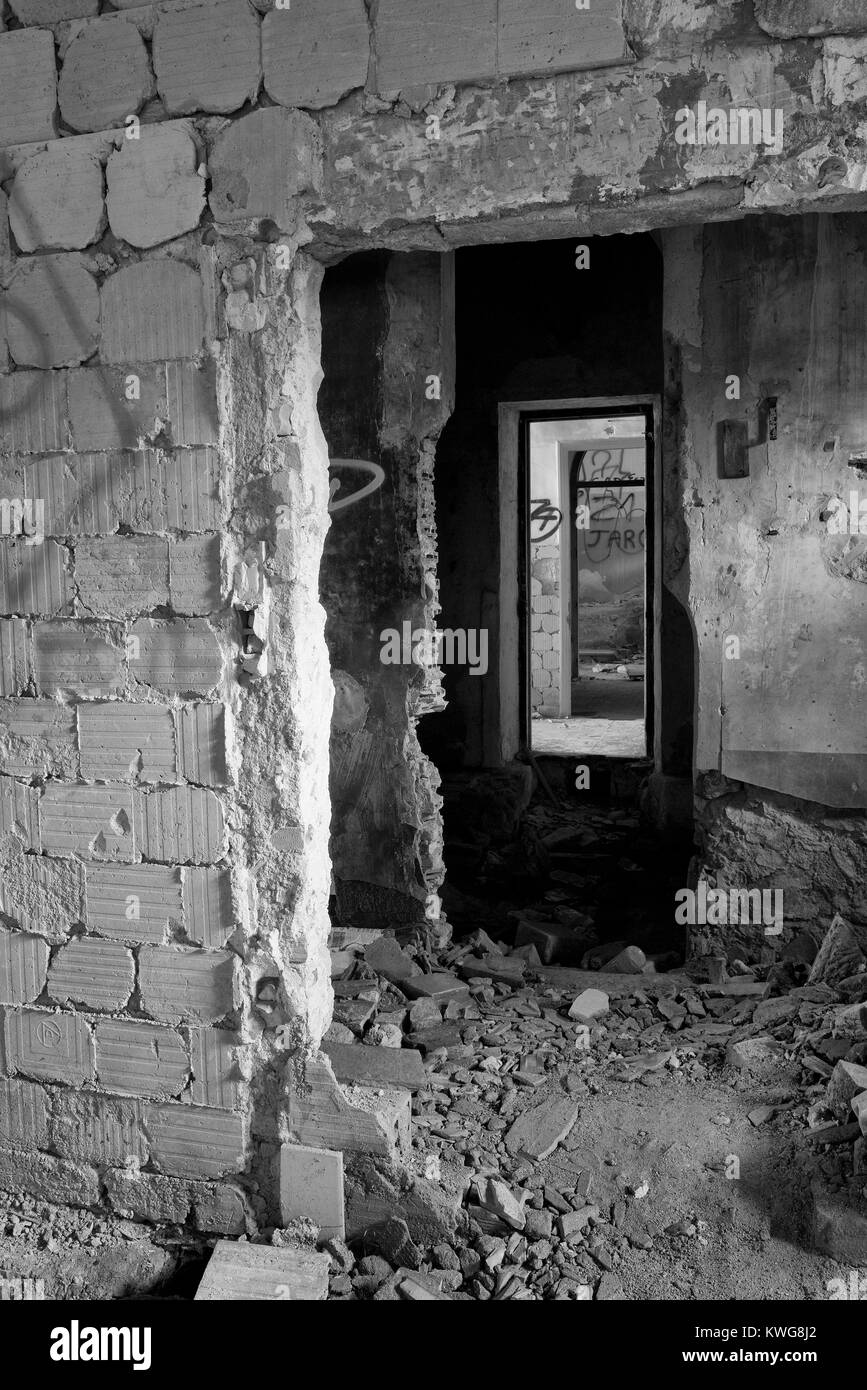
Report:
58,19,154,133
100,260,206,364
208,106,322,228
106,126,205,249
3,254,100,368
0,29,57,147
153,0,261,116
262,0,369,109
9,146,105,254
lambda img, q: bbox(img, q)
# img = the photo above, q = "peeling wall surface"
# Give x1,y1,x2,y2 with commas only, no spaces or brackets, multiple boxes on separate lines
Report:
664,214,867,943
1,0,867,1233
318,250,454,930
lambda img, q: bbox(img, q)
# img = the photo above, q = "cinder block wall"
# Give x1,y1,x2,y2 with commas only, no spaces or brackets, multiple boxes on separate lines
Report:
2,0,867,1228
0,1,336,1230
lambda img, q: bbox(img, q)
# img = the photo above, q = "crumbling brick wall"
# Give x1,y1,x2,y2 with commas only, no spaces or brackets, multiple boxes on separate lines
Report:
2,0,867,1229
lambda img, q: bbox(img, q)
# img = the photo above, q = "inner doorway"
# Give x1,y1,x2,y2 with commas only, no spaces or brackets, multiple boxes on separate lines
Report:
525,402,654,759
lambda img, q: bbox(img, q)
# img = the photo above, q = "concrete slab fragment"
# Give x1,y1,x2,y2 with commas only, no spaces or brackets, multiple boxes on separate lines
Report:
280,1143,344,1240
195,1238,329,1300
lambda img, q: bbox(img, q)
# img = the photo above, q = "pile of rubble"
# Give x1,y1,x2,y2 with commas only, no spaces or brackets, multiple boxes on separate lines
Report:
320,904,867,1299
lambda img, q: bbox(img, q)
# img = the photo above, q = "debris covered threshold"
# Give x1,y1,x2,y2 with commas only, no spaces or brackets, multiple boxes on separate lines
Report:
317,797,867,1301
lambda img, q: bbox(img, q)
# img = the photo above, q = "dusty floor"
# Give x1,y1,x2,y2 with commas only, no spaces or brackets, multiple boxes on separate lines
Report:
0,794,863,1302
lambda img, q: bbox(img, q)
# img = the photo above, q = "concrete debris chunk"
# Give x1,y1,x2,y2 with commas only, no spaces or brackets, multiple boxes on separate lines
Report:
809,914,865,987
504,1094,579,1160
726,1036,787,1074
478,1178,526,1231
568,988,609,1023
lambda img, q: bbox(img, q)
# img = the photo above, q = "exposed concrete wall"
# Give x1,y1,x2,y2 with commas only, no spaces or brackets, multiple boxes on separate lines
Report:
319,250,454,930
663,213,867,951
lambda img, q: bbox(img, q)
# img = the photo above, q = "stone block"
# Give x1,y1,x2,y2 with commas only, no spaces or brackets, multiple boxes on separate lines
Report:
47,936,134,1011
0,29,57,148
4,254,100,368
84,863,183,944
128,617,222,697
280,1143,345,1241
106,125,205,249
75,536,170,618
0,1148,98,1207
182,866,233,947
0,776,39,847
0,619,31,695
169,535,222,615
33,620,124,695
189,1027,241,1109
154,0,261,116
196,1238,329,1300
0,370,67,454
78,701,176,783
104,1167,190,1224
165,360,219,445
58,18,154,134
262,0,369,110
190,1180,248,1235
50,1090,147,1164
0,839,84,936
0,928,48,1004
372,0,496,94
9,145,104,253
497,0,629,78
209,105,322,227
175,703,227,787
4,1006,94,1084
139,946,235,1024
100,260,206,364
95,1017,189,1098
146,1102,246,1179
0,699,77,777
40,783,135,861
134,786,226,865
0,1076,48,1151
0,539,71,617
67,364,167,451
